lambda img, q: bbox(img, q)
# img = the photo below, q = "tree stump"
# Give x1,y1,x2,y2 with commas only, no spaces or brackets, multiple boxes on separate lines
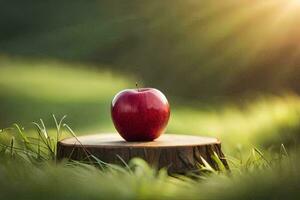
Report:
57,133,228,174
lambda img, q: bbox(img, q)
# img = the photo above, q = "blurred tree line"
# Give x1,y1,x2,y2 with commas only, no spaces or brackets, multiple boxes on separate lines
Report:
1,0,299,101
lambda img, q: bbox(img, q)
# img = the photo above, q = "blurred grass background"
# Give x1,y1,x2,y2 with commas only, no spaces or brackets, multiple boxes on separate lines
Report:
1,0,300,99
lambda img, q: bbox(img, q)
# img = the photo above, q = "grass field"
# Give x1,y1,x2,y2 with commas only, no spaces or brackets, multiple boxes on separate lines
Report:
0,56,300,199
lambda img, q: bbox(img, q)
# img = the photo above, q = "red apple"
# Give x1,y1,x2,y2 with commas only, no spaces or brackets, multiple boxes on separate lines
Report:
111,87,170,141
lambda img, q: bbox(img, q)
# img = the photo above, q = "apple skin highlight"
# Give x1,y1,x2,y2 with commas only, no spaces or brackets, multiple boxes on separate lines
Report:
111,88,170,141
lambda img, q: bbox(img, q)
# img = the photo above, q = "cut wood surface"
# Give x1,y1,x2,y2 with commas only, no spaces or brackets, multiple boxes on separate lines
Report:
57,133,228,173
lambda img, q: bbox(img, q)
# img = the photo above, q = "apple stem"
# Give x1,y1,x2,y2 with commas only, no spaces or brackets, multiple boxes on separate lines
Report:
135,82,140,91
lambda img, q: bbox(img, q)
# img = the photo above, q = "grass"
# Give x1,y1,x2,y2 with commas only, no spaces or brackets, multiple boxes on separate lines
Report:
171,95,300,152
0,116,299,200
0,56,300,199
0,154,298,200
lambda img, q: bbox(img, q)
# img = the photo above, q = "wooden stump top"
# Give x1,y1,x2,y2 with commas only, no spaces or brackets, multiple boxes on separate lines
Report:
57,133,227,174
59,133,220,148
